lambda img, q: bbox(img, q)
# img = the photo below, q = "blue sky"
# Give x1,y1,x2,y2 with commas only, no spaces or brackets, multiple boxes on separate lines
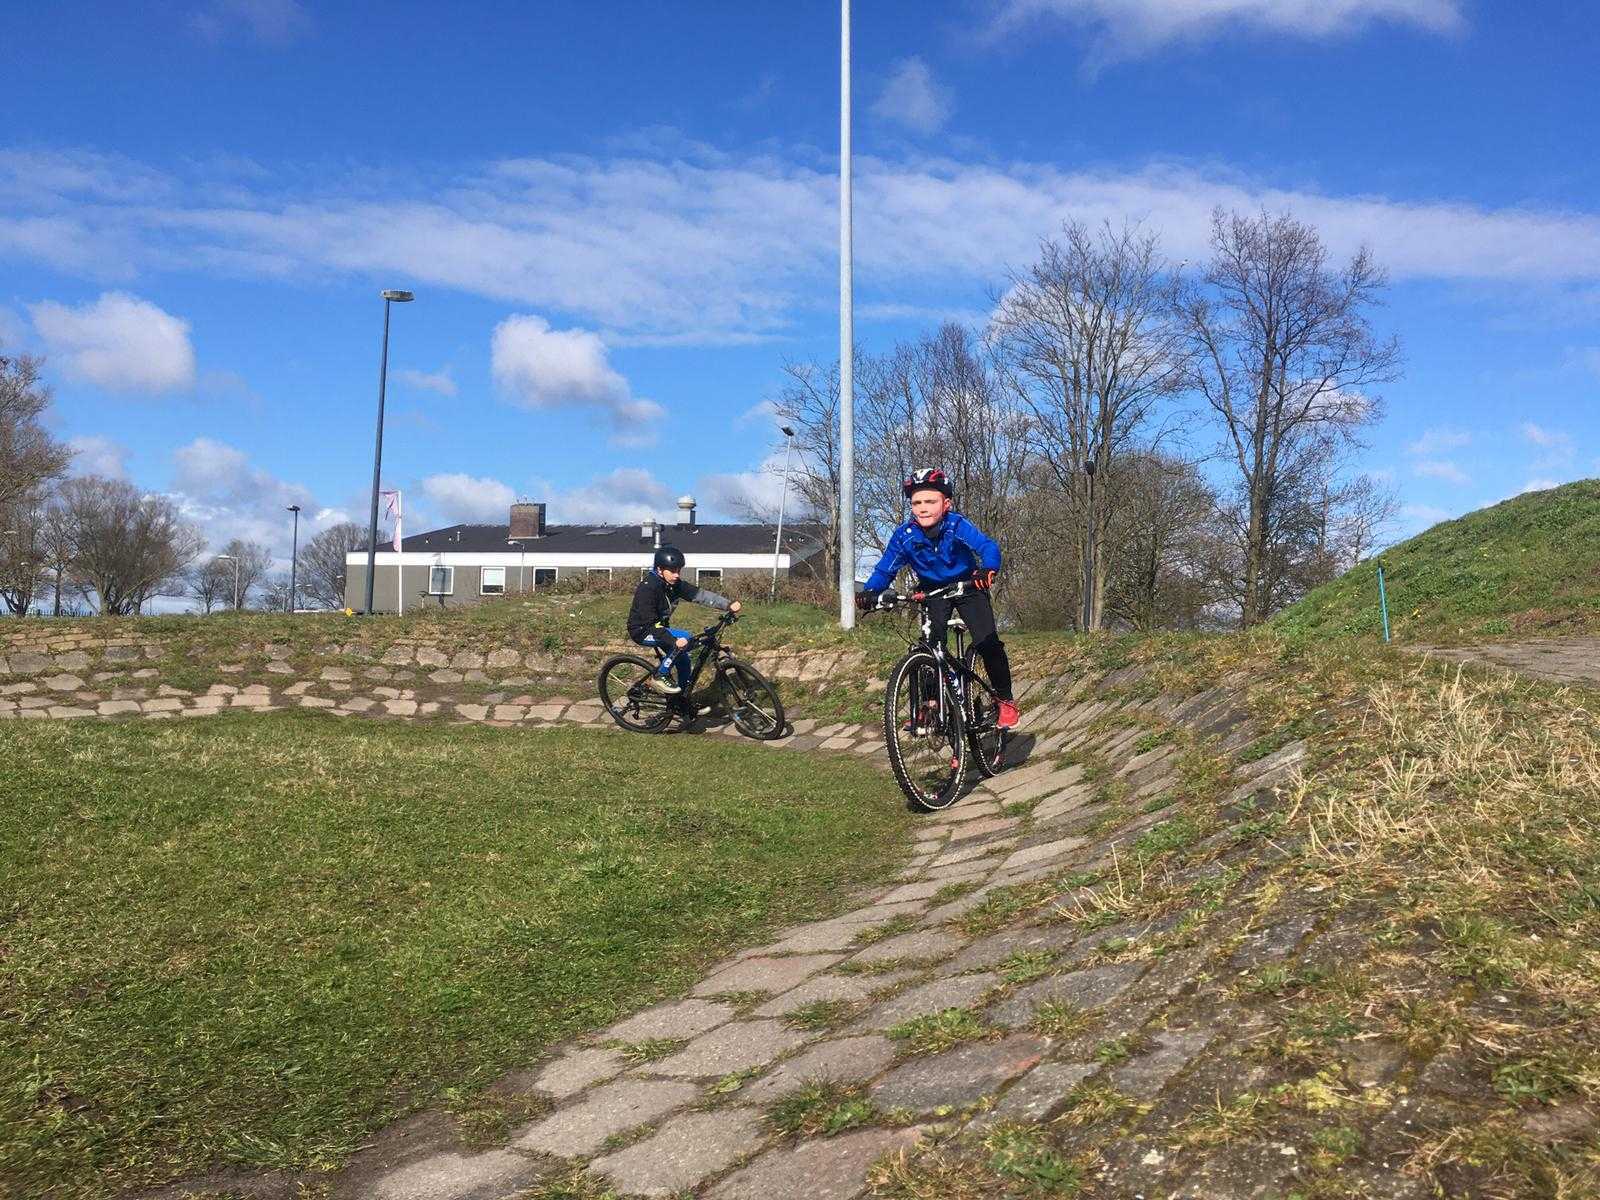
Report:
4,0,1598,582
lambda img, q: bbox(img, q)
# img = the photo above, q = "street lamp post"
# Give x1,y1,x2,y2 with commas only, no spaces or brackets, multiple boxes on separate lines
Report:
838,0,856,629
364,289,415,615
287,504,301,614
770,425,796,603
215,554,240,613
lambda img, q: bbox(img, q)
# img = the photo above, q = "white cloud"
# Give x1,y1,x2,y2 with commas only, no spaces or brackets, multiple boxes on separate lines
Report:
395,366,458,397
490,314,665,445
1405,427,1471,457
10,148,1600,343
872,58,953,134
1520,421,1569,449
66,435,128,479
699,450,794,521
1399,502,1451,527
420,473,517,524
168,436,325,565
1412,460,1470,485
537,467,678,525
992,0,1464,59
191,0,310,45
29,292,196,393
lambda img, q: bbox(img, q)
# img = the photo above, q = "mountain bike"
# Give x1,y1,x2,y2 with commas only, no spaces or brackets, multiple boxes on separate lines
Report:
862,581,1009,811
597,610,786,738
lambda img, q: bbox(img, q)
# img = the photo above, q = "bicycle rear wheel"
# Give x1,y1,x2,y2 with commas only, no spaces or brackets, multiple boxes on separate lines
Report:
716,657,786,739
963,647,1007,778
884,650,967,811
598,654,674,733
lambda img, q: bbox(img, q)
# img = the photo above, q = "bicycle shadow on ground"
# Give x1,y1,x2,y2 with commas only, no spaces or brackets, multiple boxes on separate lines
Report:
911,731,1041,814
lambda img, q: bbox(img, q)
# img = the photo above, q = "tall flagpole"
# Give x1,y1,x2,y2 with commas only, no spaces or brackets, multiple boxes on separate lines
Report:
838,0,856,629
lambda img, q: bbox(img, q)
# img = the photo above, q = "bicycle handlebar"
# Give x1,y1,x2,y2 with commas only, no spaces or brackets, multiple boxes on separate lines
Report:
867,580,971,612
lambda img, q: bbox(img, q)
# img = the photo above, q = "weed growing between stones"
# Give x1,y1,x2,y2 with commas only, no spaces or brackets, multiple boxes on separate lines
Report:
612,1038,686,1066
997,950,1059,985
887,1008,997,1057
868,1122,1089,1198
442,1087,551,1150
853,913,922,946
1032,1000,1095,1040
764,1080,876,1138
523,1165,622,1200
783,998,859,1032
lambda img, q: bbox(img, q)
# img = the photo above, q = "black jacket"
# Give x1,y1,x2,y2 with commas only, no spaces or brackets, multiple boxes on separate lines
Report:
627,571,731,643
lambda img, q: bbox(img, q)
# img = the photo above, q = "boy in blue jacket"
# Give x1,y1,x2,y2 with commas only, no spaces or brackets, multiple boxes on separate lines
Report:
855,468,1020,728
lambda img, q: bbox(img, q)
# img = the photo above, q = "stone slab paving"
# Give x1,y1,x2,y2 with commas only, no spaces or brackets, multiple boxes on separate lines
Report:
988,961,1151,1027
651,1019,810,1077
852,974,998,1030
1106,1027,1216,1099
979,1060,1099,1124
869,1034,1048,1112
848,928,966,965
692,954,843,996
706,1125,925,1200
368,1149,546,1200
512,1078,699,1158
588,1106,764,1196
601,998,733,1042
1414,637,1600,688
533,1047,625,1099
740,1035,900,1103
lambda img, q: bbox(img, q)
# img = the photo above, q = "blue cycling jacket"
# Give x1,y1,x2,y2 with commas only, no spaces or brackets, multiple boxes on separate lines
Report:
862,512,1002,592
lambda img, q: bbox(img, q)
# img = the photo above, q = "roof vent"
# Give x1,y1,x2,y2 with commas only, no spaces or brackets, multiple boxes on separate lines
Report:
676,495,697,529
640,517,656,541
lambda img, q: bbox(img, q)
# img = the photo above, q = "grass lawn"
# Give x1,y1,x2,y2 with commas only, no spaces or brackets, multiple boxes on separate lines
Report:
0,712,912,1198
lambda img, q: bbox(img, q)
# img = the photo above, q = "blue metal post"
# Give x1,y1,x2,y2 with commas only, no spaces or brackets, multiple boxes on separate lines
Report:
1377,563,1392,643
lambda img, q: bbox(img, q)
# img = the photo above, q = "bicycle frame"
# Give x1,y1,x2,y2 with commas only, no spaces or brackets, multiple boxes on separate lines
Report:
651,611,739,694
876,582,1000,729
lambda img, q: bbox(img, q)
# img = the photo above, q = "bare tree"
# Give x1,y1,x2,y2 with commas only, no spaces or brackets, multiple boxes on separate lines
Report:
58,476,203,614
858,324,1027,557
0,494,46,615
766,359,845,592
254,573,294,613
300,521,373,609
1103,452,1220,630
213,538,274,610
0,353,70,516
186,557,234,614
992,221,1187,630
1181,209,1401,626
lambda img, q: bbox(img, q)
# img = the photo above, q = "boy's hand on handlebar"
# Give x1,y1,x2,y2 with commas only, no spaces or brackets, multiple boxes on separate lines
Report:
729,601,742,614
855,589,880,611
973,568,997,591
675,636,689,649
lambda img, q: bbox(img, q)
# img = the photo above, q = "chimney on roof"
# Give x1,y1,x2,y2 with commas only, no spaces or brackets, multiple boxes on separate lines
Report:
510,500,546,540
676,495,697,529
640,517,655,541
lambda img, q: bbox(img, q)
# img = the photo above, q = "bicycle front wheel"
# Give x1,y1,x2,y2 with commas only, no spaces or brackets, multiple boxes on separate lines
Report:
598,654,674,733
716,657,786,739
963,646,1007,778
884,650,967,812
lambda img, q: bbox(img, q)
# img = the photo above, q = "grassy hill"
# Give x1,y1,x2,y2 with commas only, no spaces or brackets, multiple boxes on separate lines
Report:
1274,479,1600,644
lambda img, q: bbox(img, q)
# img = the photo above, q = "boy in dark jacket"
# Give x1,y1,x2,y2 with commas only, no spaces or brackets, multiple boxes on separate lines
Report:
628,545,740,704
856,468,1019,728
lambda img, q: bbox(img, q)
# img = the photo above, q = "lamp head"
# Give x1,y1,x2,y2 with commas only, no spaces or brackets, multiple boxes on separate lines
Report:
381,290,415,302
780,425,796,438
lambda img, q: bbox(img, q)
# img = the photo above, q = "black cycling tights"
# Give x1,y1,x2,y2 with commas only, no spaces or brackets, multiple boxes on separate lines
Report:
924,591,1013,702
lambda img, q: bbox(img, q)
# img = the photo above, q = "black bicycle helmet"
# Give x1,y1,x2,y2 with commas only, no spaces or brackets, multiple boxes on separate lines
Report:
903,467,952,499
653,545,685,571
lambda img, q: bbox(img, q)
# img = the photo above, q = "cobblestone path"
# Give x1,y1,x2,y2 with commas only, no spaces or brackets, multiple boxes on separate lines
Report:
1414,635,1600,689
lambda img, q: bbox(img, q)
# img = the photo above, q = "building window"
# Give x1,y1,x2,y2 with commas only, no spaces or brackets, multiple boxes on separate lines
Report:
587,567,612,583
428,565,454,595
533,567,557,589
480,566,506,595
696,568,723,584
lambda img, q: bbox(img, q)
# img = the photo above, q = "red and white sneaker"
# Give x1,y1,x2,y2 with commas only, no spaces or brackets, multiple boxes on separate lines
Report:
996,701,1020,729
